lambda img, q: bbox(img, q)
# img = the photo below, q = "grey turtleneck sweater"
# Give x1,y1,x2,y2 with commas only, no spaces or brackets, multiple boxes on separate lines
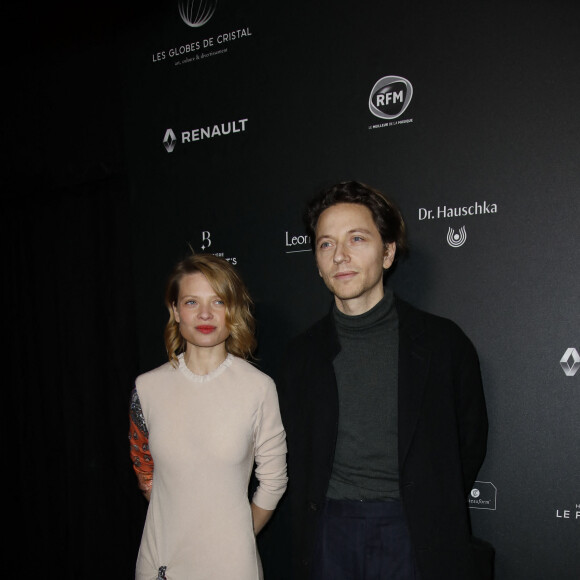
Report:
327,289,400,501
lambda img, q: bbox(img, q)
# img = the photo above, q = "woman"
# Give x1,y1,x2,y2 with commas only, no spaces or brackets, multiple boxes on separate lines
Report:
129,254,287,579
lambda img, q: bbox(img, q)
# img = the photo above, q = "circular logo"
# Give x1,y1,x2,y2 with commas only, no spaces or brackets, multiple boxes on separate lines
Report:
369,75,413,120
178,0,218,28
471,488,480,498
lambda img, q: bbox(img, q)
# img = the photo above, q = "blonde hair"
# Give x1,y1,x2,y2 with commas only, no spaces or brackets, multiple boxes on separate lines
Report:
164,253,257,366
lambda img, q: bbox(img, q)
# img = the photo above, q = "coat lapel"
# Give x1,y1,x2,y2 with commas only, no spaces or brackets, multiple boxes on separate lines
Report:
396,299,431,470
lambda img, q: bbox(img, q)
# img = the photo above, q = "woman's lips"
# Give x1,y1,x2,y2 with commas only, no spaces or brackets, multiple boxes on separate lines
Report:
195,325,216,334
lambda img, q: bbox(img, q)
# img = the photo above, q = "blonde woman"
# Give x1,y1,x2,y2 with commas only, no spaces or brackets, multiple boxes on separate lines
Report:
129,254,287,580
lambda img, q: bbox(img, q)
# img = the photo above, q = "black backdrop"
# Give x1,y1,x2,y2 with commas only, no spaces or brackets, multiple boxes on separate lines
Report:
7,1,579,578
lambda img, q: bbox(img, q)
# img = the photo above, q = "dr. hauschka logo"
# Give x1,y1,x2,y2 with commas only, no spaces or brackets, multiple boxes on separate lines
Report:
178,0,217,28
161,118,248,153
560,348,580,377
469,481,497,510
447,226,467,248
369,76,413,120
163,129,177,153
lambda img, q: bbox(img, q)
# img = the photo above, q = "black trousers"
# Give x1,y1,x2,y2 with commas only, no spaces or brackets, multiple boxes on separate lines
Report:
311,498,420,580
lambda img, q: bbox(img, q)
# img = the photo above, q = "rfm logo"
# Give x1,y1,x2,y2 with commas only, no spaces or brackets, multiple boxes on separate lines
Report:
560,348,580,377
369,76,413,120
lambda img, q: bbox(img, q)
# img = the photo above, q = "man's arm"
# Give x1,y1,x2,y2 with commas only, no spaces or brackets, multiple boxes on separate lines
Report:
454,332,489,493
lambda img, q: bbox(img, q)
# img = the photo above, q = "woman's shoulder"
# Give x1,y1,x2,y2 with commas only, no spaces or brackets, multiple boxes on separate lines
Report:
230,356,276,389
135,360,176,389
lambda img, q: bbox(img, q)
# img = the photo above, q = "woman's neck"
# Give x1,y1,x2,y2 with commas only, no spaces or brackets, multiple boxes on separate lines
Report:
183,344,228,375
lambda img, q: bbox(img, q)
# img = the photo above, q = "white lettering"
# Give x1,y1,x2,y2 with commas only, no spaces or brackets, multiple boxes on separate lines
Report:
375,90,403,106
285,232,310,246
177,119,248,147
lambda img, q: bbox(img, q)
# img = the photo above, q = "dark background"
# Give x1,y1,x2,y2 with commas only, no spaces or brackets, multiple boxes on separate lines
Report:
6,1,579,578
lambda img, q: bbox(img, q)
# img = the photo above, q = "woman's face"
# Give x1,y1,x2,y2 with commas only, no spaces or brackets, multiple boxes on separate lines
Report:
172,272,230,354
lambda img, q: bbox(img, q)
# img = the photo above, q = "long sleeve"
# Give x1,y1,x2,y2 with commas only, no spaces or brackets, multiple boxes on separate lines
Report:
252,381,288,510
128,388,154,493
454,330,488,494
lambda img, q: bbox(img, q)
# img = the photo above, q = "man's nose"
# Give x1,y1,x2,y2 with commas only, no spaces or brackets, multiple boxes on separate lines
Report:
333,242,349,264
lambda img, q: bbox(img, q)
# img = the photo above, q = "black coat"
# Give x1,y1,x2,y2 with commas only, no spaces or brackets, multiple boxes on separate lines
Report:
277,297,494,579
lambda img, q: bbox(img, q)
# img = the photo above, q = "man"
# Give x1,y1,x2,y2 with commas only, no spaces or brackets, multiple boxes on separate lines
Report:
278,181,493,579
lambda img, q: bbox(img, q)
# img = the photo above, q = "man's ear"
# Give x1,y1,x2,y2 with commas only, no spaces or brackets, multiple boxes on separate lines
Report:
383,242,396,269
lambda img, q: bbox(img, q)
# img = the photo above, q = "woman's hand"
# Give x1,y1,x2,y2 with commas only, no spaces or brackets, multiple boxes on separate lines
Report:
251,502,274,535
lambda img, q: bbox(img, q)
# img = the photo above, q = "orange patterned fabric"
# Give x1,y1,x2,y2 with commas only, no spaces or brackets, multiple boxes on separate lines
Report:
129,388,154,493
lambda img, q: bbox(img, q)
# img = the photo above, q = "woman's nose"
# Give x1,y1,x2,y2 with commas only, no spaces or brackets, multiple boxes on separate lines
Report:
197,304,213,319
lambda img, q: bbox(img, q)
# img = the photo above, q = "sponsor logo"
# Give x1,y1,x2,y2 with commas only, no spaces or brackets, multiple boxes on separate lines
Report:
560,348,580,377
163,129,177,153
198,230,237,264
469,481,497,510
162,118,248,153
418,201,498,221
178,0,218,28
555,504,580,520
151,28,253,66
369,76,413,120
284,231,312,254
447,226,467,248
201,231,211,250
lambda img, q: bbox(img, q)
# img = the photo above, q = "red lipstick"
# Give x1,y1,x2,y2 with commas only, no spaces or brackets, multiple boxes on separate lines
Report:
195,325,216,334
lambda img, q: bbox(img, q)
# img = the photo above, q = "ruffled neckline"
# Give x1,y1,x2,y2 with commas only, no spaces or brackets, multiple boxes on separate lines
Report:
178,353,234,383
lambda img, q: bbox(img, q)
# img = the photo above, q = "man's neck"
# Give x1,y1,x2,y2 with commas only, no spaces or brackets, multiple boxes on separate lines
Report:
334,287,385,316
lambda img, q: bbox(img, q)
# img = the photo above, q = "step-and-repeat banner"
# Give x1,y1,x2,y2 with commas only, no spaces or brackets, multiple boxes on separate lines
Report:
124,1,579,578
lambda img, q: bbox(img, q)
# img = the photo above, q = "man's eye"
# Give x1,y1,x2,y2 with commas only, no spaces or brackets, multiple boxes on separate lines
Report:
319,241,331,249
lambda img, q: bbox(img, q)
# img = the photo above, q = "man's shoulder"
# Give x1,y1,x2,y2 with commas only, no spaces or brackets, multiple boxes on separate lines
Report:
287,312,335,354
396,297,473,348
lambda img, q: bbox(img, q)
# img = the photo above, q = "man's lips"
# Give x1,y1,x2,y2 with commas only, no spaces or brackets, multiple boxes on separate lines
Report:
333,270,357,280
195,325,217,334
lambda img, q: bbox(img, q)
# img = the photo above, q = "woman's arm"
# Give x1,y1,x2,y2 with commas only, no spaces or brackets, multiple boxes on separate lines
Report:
252,380,288,529
129,388,154,500
251,502,274,535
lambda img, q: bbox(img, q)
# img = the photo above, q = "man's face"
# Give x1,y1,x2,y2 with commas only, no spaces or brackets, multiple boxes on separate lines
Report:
315,203,395,315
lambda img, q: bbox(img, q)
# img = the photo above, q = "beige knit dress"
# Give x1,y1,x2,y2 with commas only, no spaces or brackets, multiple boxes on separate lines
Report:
130,354,287,580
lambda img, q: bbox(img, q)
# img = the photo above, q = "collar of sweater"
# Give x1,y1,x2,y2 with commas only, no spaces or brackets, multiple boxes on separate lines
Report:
333,288,398,336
